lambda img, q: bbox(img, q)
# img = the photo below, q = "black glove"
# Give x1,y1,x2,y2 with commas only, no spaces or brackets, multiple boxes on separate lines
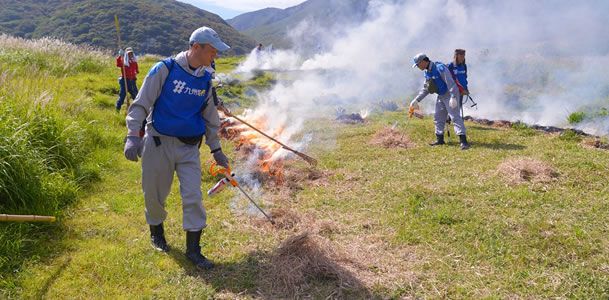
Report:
212,149,229,169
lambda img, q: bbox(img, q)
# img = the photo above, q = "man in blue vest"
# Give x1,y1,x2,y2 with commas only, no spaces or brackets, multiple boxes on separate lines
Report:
409,53,470,150
123,26,230,270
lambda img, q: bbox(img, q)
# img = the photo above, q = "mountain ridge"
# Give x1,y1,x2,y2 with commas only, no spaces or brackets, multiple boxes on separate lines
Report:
227,0,370,49
0,0,257,56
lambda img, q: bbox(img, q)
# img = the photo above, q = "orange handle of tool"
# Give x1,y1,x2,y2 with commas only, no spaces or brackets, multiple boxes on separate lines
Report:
209,162,238,187
408,106,415,118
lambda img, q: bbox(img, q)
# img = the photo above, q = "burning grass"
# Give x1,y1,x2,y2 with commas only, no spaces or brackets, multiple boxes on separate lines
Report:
262,231,365,297
219,116,287,182
369,126,415,149
497,157,559,185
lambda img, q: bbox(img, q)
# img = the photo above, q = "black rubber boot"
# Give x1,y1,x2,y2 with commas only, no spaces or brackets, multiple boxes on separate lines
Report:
429,134,445,146
459,135,470,150
185,231,214,270
150,223,170,252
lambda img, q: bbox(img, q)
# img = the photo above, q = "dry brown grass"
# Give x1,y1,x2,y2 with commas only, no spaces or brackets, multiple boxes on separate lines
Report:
493,120,514,128
581,138,609,150
264,164,332,203
497,157,559,185
254,209,418,295
233,160,418,297
262,231,366,297
268,207,302,230
332,234,419,292
317,219,341,236
369,126,415,149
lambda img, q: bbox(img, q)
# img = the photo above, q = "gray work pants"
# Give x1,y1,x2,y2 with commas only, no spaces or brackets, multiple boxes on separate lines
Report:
141,135,206,231
434,92,466,136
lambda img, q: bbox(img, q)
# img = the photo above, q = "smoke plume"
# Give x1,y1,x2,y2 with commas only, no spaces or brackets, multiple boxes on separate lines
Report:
233,0,609,144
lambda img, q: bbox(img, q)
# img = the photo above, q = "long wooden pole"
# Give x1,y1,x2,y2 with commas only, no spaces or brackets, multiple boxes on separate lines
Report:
114,14,130,111
0,214,56,222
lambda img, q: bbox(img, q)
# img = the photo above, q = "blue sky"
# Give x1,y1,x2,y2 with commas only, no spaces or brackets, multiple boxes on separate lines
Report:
178,0,304,19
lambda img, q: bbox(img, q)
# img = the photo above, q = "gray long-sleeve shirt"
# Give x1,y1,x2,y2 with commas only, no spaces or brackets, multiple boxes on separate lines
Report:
126,51,221,151
413,61,459,103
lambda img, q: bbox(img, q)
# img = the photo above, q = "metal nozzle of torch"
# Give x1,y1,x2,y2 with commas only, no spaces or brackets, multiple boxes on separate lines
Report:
209,163,275,225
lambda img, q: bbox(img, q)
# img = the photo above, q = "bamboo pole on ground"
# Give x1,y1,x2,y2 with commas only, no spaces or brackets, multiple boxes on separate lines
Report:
0,214,56,222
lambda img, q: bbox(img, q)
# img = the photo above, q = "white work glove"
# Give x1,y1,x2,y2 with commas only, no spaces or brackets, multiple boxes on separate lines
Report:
212,149,230,169
409,99,420,110
124,136,143,162
449,97,458,109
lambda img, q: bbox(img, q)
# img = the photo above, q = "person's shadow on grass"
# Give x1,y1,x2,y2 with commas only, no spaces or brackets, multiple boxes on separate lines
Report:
166,244,377,299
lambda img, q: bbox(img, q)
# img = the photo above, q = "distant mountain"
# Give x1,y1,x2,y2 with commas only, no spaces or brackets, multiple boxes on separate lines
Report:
228,8,286,32
0,0,257,56
227,0,370,49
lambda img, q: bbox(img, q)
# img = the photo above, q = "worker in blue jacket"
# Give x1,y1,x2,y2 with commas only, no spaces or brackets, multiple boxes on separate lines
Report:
410,53,470,150
448,48,469,108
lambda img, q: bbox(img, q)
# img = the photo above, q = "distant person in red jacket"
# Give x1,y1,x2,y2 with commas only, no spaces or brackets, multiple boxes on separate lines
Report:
116,47,139,111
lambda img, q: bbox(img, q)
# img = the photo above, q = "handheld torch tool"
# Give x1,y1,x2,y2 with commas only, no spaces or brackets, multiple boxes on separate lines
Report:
209,163,275,225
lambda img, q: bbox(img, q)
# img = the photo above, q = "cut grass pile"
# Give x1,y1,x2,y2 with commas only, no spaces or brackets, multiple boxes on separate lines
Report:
369,126,415,149
497,157,559,185
263,231,363,297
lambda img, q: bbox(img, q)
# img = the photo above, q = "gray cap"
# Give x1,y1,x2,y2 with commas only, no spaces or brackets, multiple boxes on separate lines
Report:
412,53,428,68
189,27,230,52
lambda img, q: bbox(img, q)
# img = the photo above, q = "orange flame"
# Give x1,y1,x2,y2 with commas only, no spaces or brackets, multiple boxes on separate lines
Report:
219,113,286,183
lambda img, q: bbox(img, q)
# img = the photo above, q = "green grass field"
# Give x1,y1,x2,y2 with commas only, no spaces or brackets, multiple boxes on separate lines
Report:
1,37,608,299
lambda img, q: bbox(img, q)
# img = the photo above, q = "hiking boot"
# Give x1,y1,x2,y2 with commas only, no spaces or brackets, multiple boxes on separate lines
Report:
185,230,214,270
429,134,445,146
459,135,470,150
150,223,170,252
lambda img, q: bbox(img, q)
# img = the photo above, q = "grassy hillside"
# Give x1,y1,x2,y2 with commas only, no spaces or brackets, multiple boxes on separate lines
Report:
0,34,118,286
1,36,609,298
0,0,257,56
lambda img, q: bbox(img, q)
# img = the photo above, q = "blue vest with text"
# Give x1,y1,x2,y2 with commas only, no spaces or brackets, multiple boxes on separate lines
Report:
448,62,468,90
424,62,448,95
152,58,212,137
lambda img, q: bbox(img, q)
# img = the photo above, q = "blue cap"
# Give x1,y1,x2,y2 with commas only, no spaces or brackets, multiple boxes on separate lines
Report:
412,53,428,68
189,27,230,52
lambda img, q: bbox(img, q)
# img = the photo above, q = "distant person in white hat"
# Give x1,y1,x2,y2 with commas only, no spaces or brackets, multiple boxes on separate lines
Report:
123,26,231,270
116,47,139,111
410,53,470,150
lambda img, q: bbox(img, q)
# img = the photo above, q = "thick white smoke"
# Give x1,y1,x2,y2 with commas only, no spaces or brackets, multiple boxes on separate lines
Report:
233,0,609,144
236,45,303,74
